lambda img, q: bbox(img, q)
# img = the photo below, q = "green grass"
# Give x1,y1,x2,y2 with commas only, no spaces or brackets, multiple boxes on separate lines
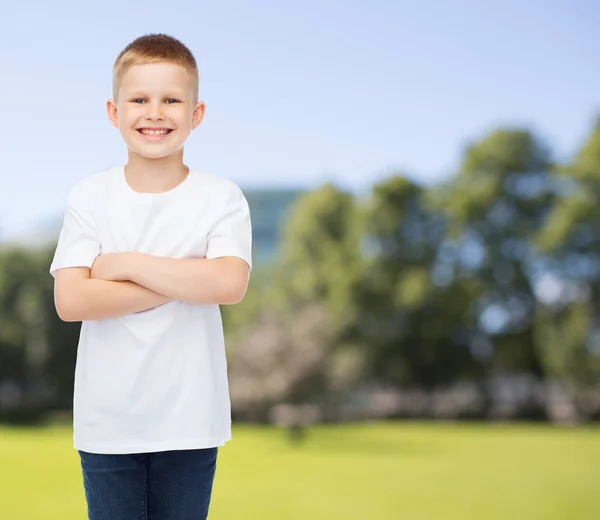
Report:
0,422,598,519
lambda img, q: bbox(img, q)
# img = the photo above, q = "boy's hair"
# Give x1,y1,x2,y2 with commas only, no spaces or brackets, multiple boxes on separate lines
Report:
113,33,199,100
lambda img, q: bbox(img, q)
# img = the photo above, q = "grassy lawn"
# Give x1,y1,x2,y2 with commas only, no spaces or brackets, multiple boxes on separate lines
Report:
0,421,598,519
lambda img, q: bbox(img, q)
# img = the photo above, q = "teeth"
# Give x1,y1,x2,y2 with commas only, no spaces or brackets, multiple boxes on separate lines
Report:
140,129,170,136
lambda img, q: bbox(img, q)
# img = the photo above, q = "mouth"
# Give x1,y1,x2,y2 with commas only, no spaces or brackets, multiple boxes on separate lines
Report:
136,128,174,141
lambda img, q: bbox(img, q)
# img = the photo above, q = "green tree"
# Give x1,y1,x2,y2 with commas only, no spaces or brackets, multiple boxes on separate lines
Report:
0,244,80,419
355,175,478,388
443,129,554,376
535,117,600,398
274,183,363,330
0,246,52,417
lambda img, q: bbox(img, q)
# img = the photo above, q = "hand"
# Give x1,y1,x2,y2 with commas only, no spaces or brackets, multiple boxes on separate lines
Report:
91,253,135,281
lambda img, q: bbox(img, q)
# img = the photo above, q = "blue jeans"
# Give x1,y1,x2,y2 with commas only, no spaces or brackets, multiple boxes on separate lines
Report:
79,447,218,520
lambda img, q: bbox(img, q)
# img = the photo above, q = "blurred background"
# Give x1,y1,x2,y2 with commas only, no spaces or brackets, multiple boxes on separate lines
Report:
1,1,599,519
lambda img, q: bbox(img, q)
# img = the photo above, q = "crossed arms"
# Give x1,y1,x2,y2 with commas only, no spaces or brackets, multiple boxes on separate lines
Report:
54,252,250,322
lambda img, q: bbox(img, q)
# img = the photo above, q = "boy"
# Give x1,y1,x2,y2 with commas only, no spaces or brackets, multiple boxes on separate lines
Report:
49,33,252,520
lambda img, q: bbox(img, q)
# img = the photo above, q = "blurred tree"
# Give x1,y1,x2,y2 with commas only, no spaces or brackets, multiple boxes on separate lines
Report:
0,249,27,402
442,129,554,378
535,117,600,400
226,185,367,420
228,302,332,422
0,247,52,416
274,183,363,330
355,175,478,389
534,301,600,393
0,244,80,420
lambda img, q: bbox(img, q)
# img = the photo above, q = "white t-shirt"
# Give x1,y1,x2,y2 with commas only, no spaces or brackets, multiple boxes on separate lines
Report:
49,166,252,455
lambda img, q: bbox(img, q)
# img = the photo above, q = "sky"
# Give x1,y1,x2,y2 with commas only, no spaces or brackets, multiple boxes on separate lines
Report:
0,0,599,241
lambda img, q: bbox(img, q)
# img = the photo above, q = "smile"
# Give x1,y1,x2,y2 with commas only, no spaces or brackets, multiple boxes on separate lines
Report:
136,128,174,141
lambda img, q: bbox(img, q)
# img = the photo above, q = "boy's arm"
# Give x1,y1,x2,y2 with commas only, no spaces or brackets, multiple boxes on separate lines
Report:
54,266,173,322
127,253,249,305
92,252,249,306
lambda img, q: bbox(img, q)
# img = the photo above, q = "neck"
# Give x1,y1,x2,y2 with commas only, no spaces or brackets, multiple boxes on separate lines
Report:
124,149,189,193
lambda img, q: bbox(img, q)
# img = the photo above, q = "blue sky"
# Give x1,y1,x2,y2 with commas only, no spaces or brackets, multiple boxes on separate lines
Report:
1,0,598,240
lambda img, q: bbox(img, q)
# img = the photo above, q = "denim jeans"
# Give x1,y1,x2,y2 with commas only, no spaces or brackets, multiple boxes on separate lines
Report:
78,447,218,520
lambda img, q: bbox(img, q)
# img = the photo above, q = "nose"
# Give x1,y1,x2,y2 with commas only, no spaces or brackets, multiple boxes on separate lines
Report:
145,101,165,121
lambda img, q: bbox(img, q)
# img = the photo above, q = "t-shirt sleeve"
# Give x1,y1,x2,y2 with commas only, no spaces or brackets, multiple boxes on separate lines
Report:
205,182,253,270
49,183,101,278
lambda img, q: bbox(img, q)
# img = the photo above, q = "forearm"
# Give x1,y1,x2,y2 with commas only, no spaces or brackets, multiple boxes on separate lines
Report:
58,277,172,322
127,254,247,305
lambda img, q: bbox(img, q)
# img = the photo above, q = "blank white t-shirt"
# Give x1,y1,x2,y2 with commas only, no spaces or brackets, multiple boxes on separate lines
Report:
49,166,252,454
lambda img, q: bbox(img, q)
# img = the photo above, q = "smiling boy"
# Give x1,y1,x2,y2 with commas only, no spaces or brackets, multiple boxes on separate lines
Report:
49,34,252,520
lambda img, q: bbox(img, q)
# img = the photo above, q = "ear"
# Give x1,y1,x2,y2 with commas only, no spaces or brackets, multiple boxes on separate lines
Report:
106,99,119,129
191,101,206,130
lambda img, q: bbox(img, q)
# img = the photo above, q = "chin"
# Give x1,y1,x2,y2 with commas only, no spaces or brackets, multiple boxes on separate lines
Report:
123,141,177,159
134,149,178,160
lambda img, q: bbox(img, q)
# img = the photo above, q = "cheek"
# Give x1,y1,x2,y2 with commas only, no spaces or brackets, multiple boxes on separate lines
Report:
115,109,132,128
173,108,194,127
123,110,140,125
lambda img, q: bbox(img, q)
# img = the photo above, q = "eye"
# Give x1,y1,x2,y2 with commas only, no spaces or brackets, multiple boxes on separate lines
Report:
131,99,146,104
165,99,181,104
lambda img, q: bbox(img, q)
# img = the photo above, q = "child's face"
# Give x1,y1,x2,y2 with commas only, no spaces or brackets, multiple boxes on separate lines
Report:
107,62,205,160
